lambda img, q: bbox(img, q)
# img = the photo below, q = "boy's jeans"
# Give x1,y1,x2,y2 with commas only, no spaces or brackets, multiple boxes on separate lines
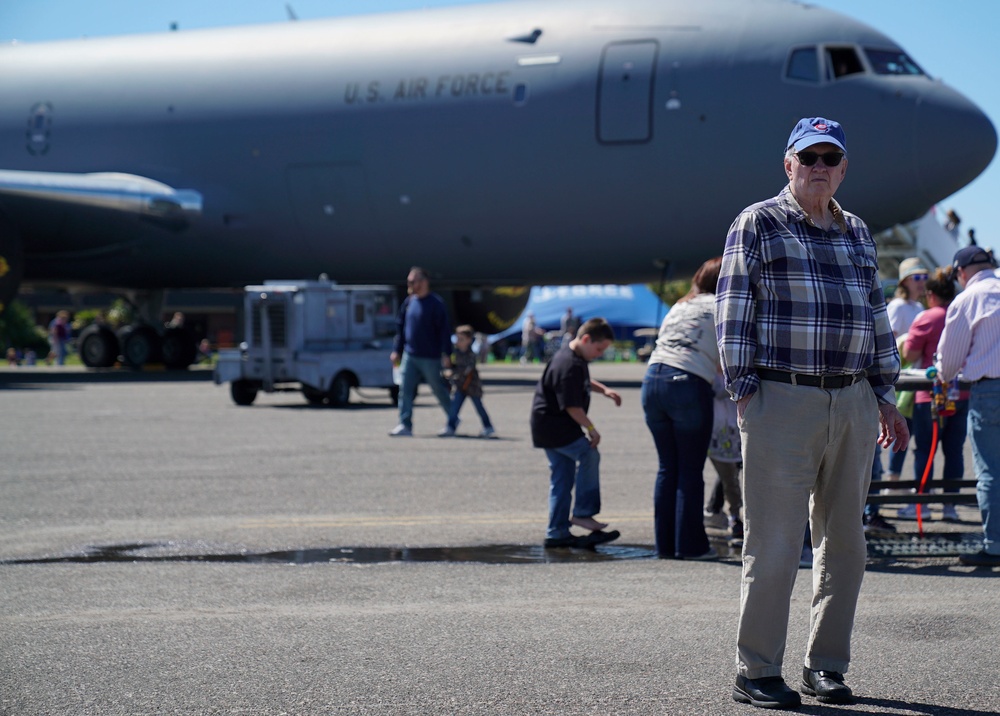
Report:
544,436,600,539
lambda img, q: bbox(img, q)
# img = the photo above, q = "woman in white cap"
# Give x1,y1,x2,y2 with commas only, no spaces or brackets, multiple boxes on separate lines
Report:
882,257,927,483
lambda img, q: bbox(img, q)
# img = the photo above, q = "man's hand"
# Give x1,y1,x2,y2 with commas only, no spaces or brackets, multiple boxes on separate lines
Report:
736,394,753,421
878,403,910,451
390,352,400,367
604,389,622,407
586,426,601,448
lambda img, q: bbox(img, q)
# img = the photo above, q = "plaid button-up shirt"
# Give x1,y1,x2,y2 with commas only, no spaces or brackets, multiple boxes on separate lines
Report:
715,186,899,404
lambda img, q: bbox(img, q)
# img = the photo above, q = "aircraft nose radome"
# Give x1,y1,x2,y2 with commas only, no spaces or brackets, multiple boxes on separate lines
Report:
913,83,997,206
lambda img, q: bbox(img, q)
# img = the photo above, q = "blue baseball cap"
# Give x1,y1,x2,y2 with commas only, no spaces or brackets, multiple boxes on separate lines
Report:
952,245,996,270
787,117,848,154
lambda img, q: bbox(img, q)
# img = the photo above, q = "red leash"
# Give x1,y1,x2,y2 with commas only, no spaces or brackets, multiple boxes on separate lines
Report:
915,419,937,537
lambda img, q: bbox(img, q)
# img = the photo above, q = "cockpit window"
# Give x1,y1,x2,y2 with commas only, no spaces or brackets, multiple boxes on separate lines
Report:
864,48,925,76
826,47,864,80
786,47,819,82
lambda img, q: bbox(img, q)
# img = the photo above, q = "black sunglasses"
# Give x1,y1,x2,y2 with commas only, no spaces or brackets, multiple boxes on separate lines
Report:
795,150,845,167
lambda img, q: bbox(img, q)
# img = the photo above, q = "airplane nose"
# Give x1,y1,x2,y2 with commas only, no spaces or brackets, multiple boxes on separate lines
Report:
912,82,997,207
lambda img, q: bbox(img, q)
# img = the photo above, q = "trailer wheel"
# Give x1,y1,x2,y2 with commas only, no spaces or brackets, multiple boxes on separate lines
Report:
329,372,354,407
302,384,327,405
231,379,259,406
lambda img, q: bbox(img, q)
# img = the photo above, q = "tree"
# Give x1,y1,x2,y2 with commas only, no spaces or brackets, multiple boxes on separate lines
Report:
0,300,49,357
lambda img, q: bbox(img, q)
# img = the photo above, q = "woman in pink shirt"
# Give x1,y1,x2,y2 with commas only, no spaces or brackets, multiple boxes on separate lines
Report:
901,268,969,522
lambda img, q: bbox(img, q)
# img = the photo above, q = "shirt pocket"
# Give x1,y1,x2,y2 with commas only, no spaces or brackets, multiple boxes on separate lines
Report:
848,245,879,290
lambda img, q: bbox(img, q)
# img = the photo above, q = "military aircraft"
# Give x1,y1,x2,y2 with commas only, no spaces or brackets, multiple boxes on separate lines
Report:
0,0,995,368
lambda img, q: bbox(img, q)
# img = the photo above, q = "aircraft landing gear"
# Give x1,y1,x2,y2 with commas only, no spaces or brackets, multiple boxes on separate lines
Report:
118,324,162,368
161,326,197,369
78,324,119,368
78,321,198,370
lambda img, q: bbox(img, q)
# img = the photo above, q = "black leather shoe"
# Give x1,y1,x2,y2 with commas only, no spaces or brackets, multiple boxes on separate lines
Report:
733,675,801,709
543,531,621,549
582,529,620,547
543,535,587,549
959,550,1000,567
801,667,854,704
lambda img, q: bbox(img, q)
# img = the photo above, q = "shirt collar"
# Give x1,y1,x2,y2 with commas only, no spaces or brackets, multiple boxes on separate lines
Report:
965,267,998,289
779,185,848,234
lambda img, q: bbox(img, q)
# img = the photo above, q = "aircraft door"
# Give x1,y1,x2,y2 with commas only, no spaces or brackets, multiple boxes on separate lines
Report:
597,41,658,144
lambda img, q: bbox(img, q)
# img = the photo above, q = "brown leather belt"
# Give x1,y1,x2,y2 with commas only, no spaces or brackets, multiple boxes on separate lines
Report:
757,368,864,389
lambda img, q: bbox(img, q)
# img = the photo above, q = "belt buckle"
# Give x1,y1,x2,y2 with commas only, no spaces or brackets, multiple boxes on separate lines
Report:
819,375,829,389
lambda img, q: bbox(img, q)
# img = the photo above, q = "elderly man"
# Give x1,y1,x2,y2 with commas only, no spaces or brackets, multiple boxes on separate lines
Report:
716,117,908,709
936,246,1000,567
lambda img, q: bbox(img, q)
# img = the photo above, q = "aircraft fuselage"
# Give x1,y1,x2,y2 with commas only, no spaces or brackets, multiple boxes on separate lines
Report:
0,0,995,293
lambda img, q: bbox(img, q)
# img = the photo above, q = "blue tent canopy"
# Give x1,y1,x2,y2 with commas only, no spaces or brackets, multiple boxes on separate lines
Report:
491,284,669,342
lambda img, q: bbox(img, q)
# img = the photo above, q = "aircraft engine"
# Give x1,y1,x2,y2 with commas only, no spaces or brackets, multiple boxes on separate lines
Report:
448,287,530,336
0,216,24,315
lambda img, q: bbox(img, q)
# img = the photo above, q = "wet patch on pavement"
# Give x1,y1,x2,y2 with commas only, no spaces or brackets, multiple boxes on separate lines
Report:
2,532,985,567
2,541,660,565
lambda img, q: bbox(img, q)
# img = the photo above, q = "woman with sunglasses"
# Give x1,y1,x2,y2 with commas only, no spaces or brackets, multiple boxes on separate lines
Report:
881,257,928,486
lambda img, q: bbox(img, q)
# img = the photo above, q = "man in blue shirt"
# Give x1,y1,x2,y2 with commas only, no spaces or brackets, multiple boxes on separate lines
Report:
389,266,453,437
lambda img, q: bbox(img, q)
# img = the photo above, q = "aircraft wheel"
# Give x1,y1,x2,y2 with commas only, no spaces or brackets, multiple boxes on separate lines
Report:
328,372,354,407
78,324,119,368
231,380,259,406
119,324,162,368
162,326,197,369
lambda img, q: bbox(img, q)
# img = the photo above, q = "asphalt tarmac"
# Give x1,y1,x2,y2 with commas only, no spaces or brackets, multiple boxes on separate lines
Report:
1,362,998,715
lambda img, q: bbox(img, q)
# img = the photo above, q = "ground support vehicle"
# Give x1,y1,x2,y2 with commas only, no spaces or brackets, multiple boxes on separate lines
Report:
214,279,398,406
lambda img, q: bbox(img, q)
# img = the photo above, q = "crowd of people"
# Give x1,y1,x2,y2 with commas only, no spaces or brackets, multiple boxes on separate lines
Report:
385,116,999,710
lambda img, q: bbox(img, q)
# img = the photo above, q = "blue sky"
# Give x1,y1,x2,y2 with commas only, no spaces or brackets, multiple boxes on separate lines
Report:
1,0,996,251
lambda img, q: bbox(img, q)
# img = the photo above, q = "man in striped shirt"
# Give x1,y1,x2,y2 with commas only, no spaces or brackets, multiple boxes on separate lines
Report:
717,117,909,710
936,246,1000,568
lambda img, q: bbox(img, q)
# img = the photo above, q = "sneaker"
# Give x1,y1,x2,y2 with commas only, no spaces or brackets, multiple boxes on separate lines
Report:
799,545,813,569
479,426,496,439
863,512,897,534
729,518,744,541
437,426,456,437
388,424,412,437
942,504,960,522
685,547,719,561
879,473,901,495
896,504,919,520
703,512,728,530
959,550,1000,567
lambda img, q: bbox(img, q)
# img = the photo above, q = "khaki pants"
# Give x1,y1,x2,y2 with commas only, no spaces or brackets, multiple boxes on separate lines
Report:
737,379,878,678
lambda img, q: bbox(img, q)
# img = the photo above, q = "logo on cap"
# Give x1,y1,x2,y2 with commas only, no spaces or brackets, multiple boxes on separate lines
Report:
814,123,828,132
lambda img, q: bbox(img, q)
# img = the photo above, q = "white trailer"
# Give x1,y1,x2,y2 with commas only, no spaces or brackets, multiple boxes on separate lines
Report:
214,279,399,406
